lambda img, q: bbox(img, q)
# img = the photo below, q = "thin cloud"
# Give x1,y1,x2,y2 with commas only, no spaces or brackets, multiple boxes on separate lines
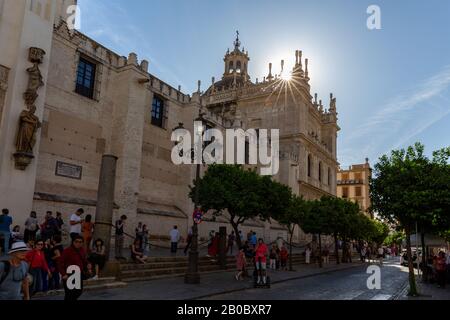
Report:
340,65,450,166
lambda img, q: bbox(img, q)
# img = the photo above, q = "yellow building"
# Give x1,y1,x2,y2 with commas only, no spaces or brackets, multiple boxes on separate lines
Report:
337,159,372,218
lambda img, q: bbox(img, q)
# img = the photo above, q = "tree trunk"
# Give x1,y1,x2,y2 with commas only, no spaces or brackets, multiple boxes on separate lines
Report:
231,220,241,249
334,233,340,265
289,230,294,271
421,231,427,282
405,226,418,296
318,233,323,268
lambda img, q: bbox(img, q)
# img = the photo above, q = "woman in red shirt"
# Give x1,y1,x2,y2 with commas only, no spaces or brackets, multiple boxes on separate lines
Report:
255,239,268,285
26,240,51,295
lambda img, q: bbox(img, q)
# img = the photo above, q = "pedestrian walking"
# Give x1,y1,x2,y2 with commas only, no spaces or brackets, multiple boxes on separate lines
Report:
58,235,90,301
115,215,127,260
280,245,289,270
378,247,384,266
0,208,13,256
208,232,219,258
24,211,39,244
184,227,193,255
0,241,31,300
235,247,247,281
323,246,330,265
169,225,180,255
26,240,51,295
255,239,269,285
69,208,84,240
227,231,236,255
269,244,278,270
305,245,311,264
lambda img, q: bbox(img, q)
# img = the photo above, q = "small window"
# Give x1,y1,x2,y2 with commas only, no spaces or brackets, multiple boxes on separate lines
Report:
76,57,96,99
151,96,164,128
355,172,362,181
229,61,234,73
307,155,312,177
342,187,349,198
236,61,242,73
328,168,331,185
318,162,322,182
355,187,362,197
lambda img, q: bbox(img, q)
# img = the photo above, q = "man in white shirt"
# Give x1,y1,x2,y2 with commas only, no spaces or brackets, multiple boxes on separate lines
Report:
170,226,180,255
69,208,84,240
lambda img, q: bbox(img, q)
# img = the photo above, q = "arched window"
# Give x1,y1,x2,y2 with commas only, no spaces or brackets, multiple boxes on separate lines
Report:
307,155,312,177
319,162,322,182
229,61,234,73
236,61,242,73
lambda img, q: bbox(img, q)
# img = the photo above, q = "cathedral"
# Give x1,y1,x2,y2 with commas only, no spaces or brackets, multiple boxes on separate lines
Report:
0,0,339,244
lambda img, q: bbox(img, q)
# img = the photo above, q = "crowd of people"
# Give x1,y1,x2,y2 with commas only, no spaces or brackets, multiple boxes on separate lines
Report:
0,208,107,300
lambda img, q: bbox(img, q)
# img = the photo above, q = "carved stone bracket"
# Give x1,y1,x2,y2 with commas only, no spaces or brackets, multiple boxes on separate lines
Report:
14,47,45,171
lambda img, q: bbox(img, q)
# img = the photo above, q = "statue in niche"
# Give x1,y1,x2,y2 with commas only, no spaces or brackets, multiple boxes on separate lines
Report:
15,105,41,153
13,47,45,170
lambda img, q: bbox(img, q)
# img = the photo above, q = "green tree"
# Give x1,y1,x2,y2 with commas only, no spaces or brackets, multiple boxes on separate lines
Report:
371,143,431,296
273,195,308,271
189,165,265,248
298,199,330,268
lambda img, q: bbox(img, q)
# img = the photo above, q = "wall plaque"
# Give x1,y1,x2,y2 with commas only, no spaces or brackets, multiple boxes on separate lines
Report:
55,161,82,180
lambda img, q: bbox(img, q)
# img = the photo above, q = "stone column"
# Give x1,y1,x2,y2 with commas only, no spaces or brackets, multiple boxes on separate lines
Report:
219,226,227,270
93,155,118,261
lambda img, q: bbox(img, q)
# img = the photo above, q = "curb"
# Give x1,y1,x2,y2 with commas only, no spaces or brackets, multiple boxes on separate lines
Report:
189,263,364,300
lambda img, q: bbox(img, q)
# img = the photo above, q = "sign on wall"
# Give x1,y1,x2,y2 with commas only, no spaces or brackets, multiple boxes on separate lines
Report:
55,161,82,180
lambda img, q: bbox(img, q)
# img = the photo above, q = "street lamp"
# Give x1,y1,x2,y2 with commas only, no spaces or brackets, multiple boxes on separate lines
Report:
172,111,206,284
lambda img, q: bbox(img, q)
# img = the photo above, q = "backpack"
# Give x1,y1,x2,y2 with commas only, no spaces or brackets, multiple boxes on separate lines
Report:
0,261,11,286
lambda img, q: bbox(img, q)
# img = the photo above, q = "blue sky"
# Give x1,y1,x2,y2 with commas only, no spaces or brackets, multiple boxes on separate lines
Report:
77,0,450,167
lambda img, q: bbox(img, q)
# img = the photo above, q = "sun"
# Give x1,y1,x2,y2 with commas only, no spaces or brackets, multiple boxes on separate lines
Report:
281,71,292,81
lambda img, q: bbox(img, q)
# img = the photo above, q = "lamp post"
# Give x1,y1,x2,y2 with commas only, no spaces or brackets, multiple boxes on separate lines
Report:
172,111,206,284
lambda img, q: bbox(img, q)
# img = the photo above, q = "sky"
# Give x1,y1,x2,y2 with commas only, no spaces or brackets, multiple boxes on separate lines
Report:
77,0,450,167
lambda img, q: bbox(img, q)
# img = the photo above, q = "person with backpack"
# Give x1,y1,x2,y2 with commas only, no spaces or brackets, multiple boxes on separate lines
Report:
0,241,31,300
0,208,13,256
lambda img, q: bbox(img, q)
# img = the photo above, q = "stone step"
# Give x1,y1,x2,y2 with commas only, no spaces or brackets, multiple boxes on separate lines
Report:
32,279,127,298
120,258,236,271
120,264,236,280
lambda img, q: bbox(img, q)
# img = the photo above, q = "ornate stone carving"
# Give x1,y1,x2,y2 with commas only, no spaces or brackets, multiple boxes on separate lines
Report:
14,47,45,170
0,65,9,122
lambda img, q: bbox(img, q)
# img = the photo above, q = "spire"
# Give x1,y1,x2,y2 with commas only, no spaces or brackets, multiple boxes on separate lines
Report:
305,58,309,80
330,93,337,113
197,80,201,93
234,30,241,51
267,63,274,81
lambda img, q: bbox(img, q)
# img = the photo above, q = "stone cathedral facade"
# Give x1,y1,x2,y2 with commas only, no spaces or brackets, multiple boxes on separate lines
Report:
0,0,339,244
